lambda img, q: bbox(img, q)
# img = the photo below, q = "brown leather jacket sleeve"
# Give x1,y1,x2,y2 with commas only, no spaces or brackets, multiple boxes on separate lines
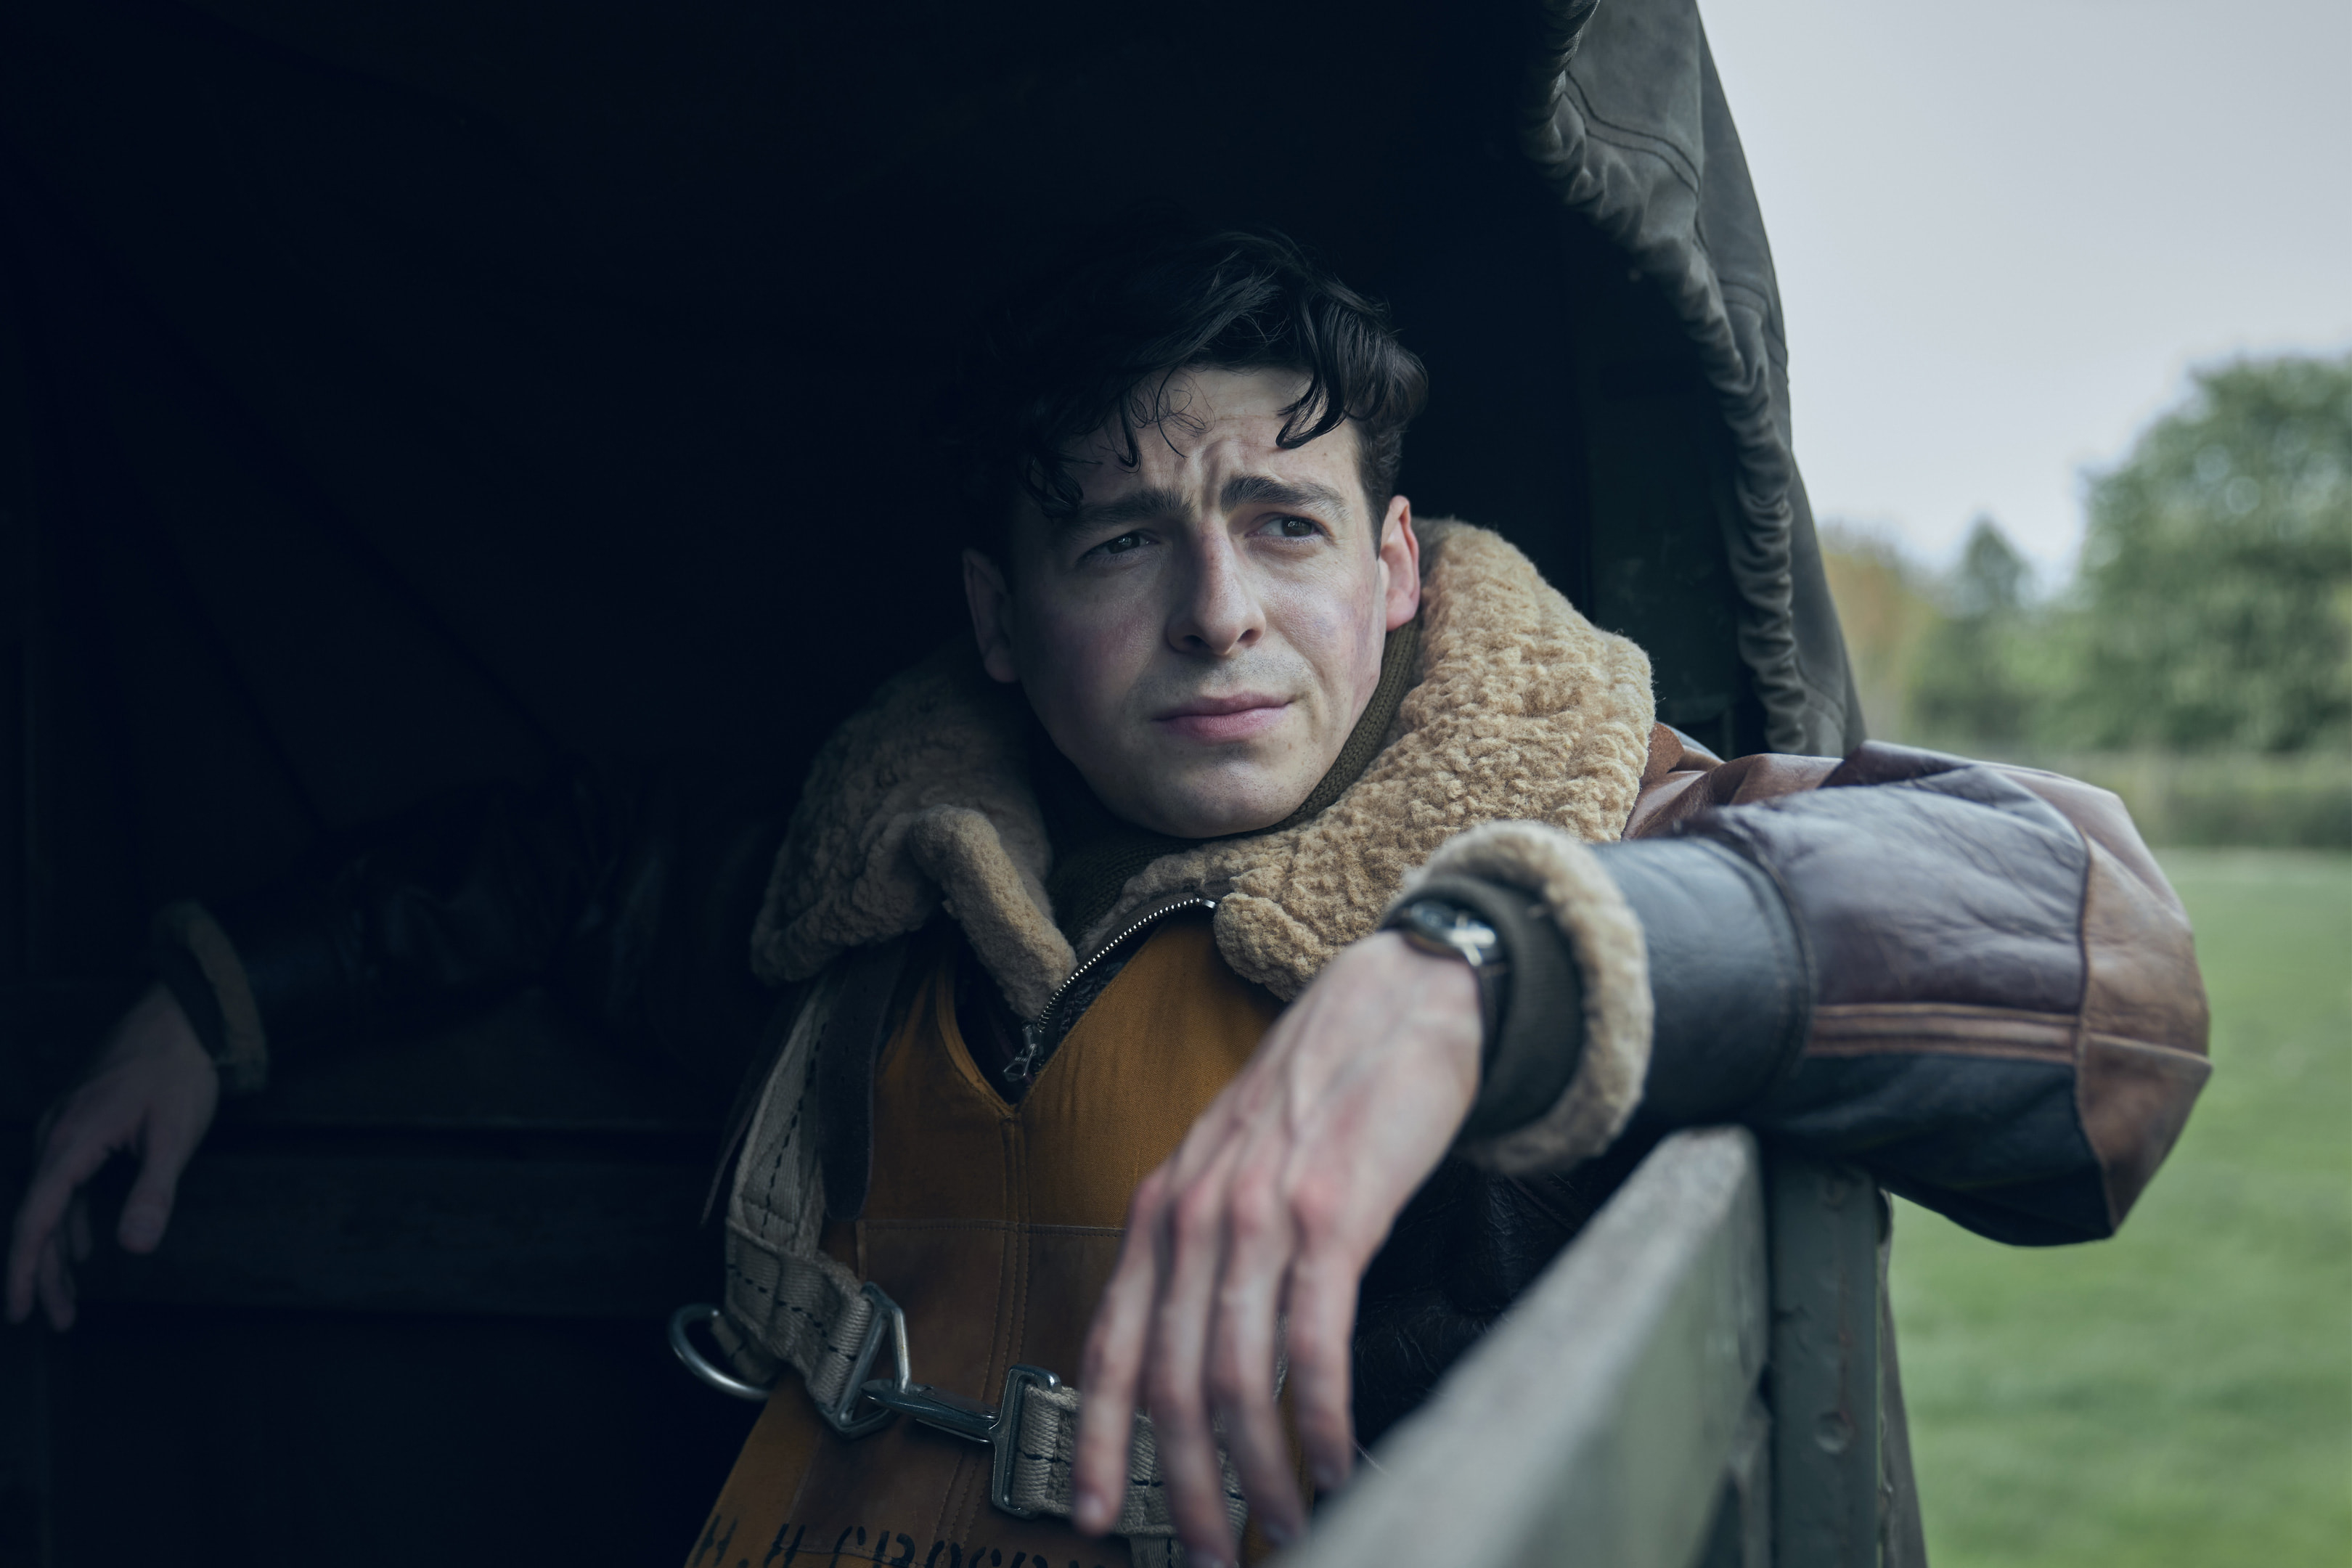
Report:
1623,727,2211,1246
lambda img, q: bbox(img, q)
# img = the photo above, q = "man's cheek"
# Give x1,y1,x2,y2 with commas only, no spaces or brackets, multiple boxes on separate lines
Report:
1266,581,1369,677
1039,614,1148,726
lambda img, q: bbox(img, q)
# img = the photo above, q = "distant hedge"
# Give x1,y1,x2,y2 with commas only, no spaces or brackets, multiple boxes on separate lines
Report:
1988,751,2352,850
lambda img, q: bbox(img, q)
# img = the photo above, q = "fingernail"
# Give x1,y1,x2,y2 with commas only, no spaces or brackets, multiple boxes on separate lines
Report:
1073,1488,1105,1530
1311,1462,1344,1493
1260,1517,1298,1547
120,1213,160,1250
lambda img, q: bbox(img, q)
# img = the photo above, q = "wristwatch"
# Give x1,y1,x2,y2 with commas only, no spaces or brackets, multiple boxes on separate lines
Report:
1384,897,1511,1059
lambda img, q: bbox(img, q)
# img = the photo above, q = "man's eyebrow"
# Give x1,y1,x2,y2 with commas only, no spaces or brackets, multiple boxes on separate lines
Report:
1220,473,1351,517
1063,486,1188,535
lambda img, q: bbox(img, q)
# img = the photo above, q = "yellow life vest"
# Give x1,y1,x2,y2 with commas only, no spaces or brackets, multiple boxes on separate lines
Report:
690,911,1285,1568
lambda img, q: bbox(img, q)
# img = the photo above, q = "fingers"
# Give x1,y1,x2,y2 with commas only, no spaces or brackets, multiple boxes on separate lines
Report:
1074,1086,1253,1541
1071,938,1486,1553
1279,1233,1366,1495
1072,1180,1168,1535
1201,1155,1304,1545
6,1106,120,1326
1078,1015,1336,1561
1143,1164,1248,1560
1107,1132,1308,1561
1080,1140,1297,1564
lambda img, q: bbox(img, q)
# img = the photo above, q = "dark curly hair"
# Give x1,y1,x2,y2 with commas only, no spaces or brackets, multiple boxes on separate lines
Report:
946,223,1429,555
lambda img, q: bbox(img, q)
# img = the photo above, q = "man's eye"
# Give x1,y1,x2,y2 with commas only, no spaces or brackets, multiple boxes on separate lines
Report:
1099,531,1146,556
1272,516,1318,539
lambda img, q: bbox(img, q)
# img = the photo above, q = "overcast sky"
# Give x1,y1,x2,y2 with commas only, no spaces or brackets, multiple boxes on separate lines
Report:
1701,0,2351,579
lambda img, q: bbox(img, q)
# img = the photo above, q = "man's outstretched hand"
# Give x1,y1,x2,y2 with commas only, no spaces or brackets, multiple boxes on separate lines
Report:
1071,931,1482,1563
7,984,220,1330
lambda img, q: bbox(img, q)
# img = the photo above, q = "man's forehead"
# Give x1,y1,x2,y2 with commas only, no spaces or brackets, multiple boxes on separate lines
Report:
1070,367,1360,511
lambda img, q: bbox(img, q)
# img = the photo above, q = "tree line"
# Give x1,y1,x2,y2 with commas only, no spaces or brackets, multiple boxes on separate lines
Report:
1826,351,2351,757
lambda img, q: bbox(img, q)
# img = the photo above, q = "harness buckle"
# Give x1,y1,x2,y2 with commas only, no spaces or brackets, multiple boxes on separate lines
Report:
862,1363,1066,1518
820,1281,912,1437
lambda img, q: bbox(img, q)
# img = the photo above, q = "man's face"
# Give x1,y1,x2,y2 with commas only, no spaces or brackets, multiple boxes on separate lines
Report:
964,367,1421,838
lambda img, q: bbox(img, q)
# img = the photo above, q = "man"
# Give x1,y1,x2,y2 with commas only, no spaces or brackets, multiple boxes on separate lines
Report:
9,230,2210,1566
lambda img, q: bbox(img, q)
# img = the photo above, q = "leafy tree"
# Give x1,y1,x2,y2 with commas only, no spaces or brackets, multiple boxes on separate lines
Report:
1818,524,1940,739
1913,517,2038,746
2070,354,2352,751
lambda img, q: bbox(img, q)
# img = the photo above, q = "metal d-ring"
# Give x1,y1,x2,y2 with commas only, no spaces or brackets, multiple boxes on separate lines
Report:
668,1286,911,1434
667,1303,777,1403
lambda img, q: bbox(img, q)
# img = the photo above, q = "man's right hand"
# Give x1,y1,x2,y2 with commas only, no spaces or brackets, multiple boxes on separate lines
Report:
7,984,220,1330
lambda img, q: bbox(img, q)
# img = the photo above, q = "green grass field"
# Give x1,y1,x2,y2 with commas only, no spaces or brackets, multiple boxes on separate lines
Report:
1891,850,2352,1566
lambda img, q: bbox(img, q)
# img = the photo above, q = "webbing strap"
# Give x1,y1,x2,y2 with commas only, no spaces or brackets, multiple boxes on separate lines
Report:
723,1228,1248,1543
724,1224,874,1411
1007,1383,1249,1538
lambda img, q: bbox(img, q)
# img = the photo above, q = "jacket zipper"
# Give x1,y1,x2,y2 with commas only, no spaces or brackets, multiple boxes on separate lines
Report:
1003,892,1221,1086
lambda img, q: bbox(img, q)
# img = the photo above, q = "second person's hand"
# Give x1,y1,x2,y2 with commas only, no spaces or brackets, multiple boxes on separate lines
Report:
5,983,220,1329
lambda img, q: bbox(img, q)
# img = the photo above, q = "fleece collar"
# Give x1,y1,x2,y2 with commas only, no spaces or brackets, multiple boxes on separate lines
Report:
750,521,1656,1017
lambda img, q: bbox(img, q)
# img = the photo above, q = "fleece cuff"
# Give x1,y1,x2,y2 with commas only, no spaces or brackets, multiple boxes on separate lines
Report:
1395,823,1652,1174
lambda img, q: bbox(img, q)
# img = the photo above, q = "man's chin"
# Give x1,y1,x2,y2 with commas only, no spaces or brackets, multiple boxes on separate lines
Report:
1116,764,1314,839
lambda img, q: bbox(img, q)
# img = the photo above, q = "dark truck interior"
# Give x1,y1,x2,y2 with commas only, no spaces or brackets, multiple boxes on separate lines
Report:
0,2,1860,1562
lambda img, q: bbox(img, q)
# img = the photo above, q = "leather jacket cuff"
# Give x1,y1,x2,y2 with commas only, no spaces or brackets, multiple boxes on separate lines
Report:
1402,830,1812,1160
150,900,270,1095
1596,837,1814,1129
1403,874,1586,1142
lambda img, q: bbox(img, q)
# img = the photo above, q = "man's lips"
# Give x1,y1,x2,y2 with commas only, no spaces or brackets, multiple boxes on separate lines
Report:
1153,694,1292,743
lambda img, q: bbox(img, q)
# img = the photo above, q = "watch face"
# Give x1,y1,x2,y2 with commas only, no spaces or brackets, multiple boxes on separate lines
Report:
1402,899,1500,965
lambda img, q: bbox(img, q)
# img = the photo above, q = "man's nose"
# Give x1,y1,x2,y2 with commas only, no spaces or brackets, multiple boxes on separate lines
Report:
1167,529,1263,657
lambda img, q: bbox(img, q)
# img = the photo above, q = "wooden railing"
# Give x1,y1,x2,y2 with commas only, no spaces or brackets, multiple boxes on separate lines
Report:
1281,1129,1887,1568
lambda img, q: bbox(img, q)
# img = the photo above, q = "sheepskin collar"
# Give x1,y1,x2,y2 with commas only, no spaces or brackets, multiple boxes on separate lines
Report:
750,521,1656,1018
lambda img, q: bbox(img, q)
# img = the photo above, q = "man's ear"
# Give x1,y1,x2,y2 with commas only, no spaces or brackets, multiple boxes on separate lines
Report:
962,548,1022,685
1379,495,1421,632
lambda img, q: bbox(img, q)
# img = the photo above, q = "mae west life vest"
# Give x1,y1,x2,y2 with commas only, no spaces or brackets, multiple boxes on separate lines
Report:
691,910,1291,1568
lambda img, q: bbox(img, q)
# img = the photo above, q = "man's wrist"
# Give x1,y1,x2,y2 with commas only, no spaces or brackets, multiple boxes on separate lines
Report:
1368,929,1485,1065
105,986,219,1079
1389,873,1587,1143
1384,896,1511,1058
